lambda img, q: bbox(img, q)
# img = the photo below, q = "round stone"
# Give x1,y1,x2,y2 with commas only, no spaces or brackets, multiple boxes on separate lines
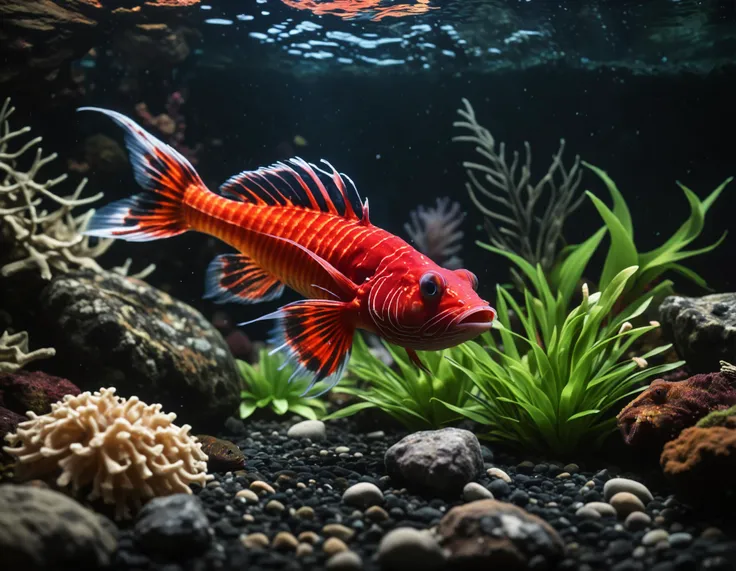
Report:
463,482,494,501
342,482,384,508
625,511,652,531
287,420,326,440
326,550,364,571
378,527,445,571
642,529,670,546
603,478,653,504
609,492,646,518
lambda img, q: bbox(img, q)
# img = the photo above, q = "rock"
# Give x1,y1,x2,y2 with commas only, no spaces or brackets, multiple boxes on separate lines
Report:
437,499,564,570
327,550,363,570
625,511,652,531
642,529,669,546
273,531,299,551
584,501,618,517
323,537,349,555
610,492,646,518
0,370,80,415
659,293,736,373
660,420,736,506
241,532,269,549
575,506,602,519
287,419,326,440
463,482,494,501
604,478,654,504
133,494,211,558
323,524,355,542
364,505,389,522
617,372,736,450
0,406,24,442
384,428,483,496
342,482,384,508
378,527,446,571
39,270,240,429
487,467,512,483
0,484,117,571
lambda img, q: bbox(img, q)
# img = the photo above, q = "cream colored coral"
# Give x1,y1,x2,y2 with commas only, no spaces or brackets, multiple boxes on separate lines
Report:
0,330,55,373
2,387,213,519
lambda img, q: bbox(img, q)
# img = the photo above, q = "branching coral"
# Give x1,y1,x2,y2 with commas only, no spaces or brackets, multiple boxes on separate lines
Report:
453,97,584,281
0,97,154,280
2,387,212,519
404,197,465,269
0,330,55,373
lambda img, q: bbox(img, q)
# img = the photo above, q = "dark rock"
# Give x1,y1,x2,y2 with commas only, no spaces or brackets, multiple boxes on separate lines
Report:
384,428,483,496
134,494,211,559
437,499,565,570
659,293,736,373
0,406,25,440
0,370,80,415
39,270,241,429
488,479,511,498
0,484,117,571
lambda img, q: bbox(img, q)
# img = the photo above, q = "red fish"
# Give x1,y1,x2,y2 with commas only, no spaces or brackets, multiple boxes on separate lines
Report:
79,107,496,395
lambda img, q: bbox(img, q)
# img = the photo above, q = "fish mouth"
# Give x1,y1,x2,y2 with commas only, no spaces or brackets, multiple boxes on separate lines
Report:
453,305,496,332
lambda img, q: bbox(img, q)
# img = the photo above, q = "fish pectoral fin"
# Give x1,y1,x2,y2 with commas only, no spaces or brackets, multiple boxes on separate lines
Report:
406,349,430,374
241,299,356,397
203,253,284,304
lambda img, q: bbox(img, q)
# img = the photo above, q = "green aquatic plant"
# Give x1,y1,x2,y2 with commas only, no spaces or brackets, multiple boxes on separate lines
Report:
324,332,481,431
237,348,327,421
581,163,731,303
439,266,685,456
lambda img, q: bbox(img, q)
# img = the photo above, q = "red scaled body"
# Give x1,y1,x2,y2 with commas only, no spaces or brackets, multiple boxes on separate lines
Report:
81,107,496,395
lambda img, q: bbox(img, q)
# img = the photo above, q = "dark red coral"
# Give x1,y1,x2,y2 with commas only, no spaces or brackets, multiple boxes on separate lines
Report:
0,370,80,416
616,371,736,450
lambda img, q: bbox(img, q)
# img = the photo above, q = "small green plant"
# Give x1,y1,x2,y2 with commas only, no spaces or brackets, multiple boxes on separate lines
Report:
439,266,685,456
324,332,481,430
237,348,327,421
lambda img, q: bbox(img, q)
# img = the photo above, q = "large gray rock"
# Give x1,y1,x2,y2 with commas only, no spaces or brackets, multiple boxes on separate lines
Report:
659,293,736,372
134,494,211,559
437,499,565,570
385,428,483,496
39,270,241,429
0,484,118,571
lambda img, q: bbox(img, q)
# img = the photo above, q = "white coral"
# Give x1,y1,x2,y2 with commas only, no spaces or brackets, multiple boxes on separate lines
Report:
404,197,465,269
0,330,55,373
2,387,212,519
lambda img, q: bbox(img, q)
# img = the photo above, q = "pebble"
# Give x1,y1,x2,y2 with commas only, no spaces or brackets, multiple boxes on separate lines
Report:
324,537,349,555
584,501,617,518
642,530,670,546
487,467,512,483
250,480,275,495
377,527,446,571
563,463,580,473
575,506,602,519
343,482,384,508
668,532,693,547
335,446,350,453
463,482,494,501
604,478,653,504
287,419,326,440
488,479,511,498
296,543,313,557
323,524,355,542
364,506,390,522
298,531,320,544
327,550,364,571
235,489,259,503
265,499,285,513
295,506,315,519
241,533,270,549
625,512,652,531
272,531,299,551
609,492,646,518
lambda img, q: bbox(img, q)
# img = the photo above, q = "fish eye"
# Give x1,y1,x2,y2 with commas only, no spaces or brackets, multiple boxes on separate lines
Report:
419,272,444,301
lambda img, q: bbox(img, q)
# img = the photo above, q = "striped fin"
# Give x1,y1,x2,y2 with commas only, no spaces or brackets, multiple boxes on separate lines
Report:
241,299,356,397
220,157,370,224
204,254,284,304
78,107,201,242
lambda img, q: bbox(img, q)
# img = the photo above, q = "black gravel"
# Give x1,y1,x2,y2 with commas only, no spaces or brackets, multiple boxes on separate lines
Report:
109,417,736,571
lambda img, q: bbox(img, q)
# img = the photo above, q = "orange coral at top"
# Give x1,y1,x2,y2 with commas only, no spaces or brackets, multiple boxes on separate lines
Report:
280,0,438,21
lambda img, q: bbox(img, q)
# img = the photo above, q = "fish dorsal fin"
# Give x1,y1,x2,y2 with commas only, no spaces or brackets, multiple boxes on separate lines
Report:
219,157,369,223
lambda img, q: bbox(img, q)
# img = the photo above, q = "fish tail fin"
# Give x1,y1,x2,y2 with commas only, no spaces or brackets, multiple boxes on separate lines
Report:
78,107,204,242
241,299,357,397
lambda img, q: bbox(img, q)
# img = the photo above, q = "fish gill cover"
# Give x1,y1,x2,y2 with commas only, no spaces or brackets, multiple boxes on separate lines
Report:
193,0,736,76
